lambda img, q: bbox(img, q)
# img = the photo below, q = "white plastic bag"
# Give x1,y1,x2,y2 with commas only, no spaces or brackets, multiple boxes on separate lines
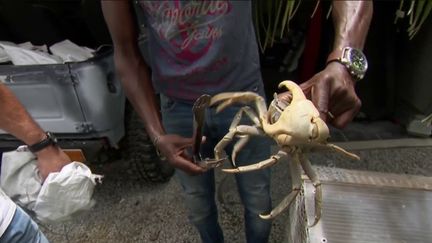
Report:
0,146,102,223
49,39,94,63
0,42,61,65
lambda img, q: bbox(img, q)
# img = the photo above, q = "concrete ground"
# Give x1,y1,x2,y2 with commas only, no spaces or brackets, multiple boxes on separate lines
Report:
40,122,432,242
40,147,432,242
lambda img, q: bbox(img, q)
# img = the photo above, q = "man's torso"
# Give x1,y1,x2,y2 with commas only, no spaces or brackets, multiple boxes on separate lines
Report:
139,0,263,101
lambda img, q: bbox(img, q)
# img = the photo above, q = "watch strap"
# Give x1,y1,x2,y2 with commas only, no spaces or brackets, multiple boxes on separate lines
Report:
326,58,363,81
28,132,57,153
326,47,364,81
326,48,344,64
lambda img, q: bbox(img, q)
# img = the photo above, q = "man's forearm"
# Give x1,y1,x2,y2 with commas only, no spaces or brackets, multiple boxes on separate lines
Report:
331,1,373,51
102,0,165,142
114,49,165,141
0,83,46,145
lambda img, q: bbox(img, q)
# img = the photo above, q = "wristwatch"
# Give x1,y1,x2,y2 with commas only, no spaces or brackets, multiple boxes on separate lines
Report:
28,131,58,153
326,47,368,81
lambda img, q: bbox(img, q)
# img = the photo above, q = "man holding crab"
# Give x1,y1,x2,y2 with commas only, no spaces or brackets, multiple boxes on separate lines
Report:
102,1,372,242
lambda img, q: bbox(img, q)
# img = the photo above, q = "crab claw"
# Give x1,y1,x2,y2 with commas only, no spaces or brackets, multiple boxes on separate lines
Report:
278,80,306,101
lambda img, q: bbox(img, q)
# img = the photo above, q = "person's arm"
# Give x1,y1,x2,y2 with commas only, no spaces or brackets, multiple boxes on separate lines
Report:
331,1,372,52
298,1,373,128
0,83,70,180
101,1,205,174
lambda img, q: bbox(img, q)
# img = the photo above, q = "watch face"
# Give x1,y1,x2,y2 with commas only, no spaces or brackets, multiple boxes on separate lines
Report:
347,48,368,73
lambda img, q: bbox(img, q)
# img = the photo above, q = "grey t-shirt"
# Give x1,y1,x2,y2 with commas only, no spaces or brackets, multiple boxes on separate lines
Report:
139,0,264,102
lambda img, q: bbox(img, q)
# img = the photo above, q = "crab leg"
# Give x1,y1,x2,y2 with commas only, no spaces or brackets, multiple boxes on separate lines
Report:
260,152,302,219
232,136,250,163
223,150,287,173
214,107,262,164
231,125,266,164
325,144,360,160
210,92,268,121
214,107,252,159
299,153,322,227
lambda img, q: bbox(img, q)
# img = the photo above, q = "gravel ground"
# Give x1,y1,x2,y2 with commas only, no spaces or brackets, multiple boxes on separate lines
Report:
40,145,432,243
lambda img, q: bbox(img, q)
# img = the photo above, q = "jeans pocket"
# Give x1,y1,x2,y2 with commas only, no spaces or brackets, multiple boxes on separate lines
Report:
160,94,177,112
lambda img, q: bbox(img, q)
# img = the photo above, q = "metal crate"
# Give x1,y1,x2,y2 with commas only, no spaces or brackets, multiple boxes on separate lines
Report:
285,167,432,243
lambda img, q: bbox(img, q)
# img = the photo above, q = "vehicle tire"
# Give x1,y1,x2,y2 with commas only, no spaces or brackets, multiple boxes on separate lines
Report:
121,104,174,182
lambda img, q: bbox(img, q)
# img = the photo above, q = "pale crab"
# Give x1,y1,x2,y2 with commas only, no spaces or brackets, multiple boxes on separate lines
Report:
209,80,359,227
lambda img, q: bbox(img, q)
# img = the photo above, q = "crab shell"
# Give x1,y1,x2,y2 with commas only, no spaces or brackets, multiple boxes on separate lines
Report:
264,81,330,147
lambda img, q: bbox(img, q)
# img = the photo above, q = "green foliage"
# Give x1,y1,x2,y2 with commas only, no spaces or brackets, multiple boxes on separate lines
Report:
253,0,306,53
253,0,432,53
421,113,432,126
394,0,432,39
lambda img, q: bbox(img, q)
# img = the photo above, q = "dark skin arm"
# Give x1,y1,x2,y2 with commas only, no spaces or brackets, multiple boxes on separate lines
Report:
283,1,373,128
0,83,71,181
101,1,205,174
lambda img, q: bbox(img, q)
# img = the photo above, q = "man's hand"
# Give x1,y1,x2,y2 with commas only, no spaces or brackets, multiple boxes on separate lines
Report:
36,145,71,182
156,134,206,175
299,62,361,128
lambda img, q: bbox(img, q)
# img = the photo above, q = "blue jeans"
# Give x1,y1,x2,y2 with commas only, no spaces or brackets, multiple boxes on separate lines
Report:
160,94,273,243
0,206,49,243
